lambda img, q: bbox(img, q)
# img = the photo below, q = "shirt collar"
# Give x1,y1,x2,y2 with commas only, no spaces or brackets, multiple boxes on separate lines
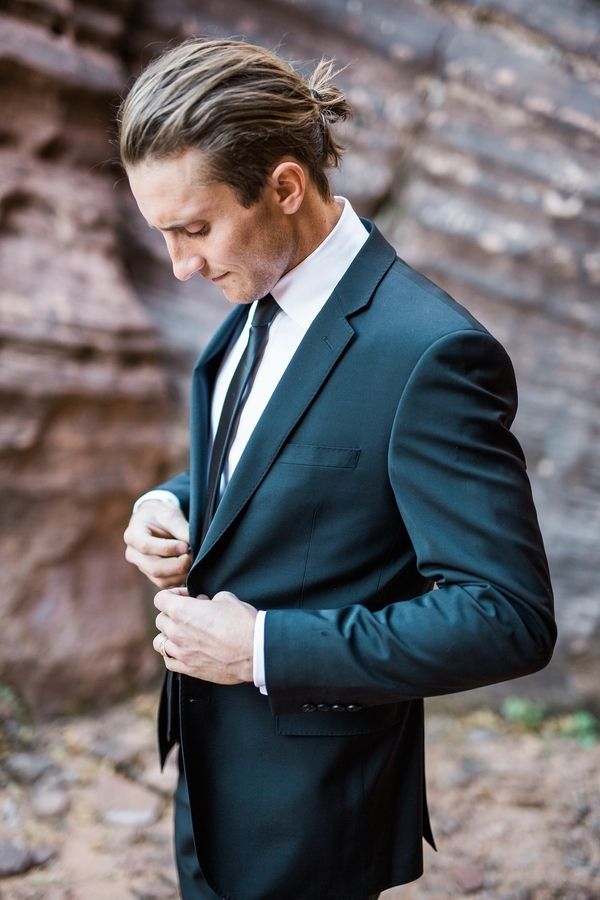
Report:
270,197,368,332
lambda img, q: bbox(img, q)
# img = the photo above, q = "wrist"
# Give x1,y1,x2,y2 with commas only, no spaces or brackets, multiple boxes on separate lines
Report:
133,490,181,514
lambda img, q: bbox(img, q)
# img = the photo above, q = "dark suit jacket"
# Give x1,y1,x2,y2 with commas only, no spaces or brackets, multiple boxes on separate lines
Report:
156,222,555,900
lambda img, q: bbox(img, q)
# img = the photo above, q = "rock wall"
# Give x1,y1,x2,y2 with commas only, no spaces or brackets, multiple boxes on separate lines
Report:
0,0,170,713
1,0,599,713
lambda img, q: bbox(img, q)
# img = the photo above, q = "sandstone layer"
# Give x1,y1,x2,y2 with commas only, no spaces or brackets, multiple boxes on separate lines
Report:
1,0,599,713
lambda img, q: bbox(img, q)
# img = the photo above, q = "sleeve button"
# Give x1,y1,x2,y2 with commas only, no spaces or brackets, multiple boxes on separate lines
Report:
346,704,363,712
301,703,317,713
316,703,331,713
331,704,345,712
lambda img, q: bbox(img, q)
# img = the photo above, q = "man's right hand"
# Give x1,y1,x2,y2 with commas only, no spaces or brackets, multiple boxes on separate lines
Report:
124,499,192,588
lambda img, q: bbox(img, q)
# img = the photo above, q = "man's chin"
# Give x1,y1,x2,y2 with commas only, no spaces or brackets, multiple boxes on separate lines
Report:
221,285,265,306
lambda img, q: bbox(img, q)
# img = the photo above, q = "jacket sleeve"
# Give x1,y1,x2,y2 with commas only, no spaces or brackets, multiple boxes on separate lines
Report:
153,471,191,520
264,329,556,714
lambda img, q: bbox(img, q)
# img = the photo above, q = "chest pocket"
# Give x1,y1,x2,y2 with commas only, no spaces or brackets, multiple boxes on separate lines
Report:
278,443,361,469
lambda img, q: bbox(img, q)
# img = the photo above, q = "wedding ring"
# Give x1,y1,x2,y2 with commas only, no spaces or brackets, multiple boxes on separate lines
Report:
158,634,170,659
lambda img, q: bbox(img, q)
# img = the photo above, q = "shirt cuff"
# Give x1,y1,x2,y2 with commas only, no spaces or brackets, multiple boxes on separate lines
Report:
253,610,268,695
132,490,181,514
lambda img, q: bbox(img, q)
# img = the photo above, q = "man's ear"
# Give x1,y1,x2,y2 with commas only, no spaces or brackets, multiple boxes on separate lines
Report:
269,159,305,214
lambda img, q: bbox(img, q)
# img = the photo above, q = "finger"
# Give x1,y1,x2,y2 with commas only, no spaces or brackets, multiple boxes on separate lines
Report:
212,590,240,604
155,611,171,634
125,546,192,580
154,588,184,613
152,632,178,660
124,526,190,558
152,633,186,673
138,503,190,545
157,592,200,626
163,653,185,673
161,510,190,546
152,575,187,589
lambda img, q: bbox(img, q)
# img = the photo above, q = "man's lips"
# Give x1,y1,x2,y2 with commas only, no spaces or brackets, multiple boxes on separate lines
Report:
211,273,228,283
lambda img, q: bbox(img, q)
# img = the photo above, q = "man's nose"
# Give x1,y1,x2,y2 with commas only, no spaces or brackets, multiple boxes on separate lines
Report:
165,236,205,281
172,255,205,281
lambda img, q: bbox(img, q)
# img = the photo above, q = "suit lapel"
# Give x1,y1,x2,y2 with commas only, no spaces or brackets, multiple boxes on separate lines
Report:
188,305,247,552
189,223,397,569
194,297,354,565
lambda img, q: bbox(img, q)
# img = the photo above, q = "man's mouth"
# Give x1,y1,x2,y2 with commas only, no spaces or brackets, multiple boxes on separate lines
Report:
211,273,228,283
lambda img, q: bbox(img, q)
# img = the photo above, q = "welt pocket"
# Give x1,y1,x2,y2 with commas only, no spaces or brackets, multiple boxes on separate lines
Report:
275,703,403,737
278,443,361,469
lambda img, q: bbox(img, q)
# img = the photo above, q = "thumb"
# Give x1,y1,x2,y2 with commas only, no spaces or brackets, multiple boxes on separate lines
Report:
148,504,190,546
164,508,190,546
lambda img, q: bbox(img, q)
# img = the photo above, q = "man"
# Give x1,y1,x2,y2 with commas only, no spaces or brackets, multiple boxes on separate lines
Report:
120,38,556,900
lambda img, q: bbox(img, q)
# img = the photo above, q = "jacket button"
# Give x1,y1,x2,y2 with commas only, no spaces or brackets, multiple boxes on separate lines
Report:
331,704,345,712
301,703,317,713
316,703,330,713
346,704,362,712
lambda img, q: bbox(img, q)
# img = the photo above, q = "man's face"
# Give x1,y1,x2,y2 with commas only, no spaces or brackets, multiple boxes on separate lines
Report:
126,148,298,304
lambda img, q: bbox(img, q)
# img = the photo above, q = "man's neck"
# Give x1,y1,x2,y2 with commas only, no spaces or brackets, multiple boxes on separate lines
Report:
287,193,344,273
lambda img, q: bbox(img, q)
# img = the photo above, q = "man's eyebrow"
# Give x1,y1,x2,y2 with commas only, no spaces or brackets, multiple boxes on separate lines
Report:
148,219,204,232
148,221,184,231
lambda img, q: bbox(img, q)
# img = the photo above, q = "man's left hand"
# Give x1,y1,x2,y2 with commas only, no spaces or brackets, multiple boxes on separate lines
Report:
153,588,257,684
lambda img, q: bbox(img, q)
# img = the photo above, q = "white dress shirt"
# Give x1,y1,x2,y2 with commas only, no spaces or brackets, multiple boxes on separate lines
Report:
136,198,369,692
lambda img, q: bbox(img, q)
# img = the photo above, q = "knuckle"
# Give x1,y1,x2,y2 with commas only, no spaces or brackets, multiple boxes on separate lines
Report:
138,538,152,555
147,559,164,577
172,625,186,645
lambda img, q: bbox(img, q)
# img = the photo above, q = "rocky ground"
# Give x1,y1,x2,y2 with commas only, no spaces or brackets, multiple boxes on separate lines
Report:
0,691,598,900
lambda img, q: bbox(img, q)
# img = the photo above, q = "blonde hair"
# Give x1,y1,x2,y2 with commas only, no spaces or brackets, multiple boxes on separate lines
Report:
118,38,351,206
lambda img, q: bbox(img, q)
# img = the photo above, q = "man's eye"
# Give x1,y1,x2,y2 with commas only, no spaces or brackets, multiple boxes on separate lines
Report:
185,225,209,237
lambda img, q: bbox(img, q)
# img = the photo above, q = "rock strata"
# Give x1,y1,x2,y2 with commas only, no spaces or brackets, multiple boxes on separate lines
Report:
0,3,168,713
1,0,599,711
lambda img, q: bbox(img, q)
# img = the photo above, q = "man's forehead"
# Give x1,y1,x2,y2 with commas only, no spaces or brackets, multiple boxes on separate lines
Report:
126,154,229,229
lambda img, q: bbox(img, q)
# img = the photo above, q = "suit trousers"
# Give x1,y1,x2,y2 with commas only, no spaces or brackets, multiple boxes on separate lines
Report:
174,765,380,900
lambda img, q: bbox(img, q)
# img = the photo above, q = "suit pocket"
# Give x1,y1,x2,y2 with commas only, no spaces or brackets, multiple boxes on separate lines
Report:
278,443,361,469
275,702,404,736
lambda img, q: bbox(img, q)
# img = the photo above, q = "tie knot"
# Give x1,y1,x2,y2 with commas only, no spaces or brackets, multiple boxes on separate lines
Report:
251,294,279,329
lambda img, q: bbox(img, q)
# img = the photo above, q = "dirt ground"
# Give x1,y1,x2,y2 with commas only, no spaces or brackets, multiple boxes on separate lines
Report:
0,691,598,900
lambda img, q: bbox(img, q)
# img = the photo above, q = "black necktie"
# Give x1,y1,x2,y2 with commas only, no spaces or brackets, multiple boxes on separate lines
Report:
201,295,279,538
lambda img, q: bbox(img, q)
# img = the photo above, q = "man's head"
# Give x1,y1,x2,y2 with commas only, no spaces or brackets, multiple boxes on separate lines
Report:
119,38,351,303
119,38,350,208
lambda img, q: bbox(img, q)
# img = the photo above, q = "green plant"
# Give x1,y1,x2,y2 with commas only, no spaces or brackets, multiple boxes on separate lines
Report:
500,696,546,731
555,710,600,748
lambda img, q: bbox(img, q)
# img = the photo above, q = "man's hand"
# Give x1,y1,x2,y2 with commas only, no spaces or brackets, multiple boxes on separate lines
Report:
124,499,192,588
153,588,257,684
